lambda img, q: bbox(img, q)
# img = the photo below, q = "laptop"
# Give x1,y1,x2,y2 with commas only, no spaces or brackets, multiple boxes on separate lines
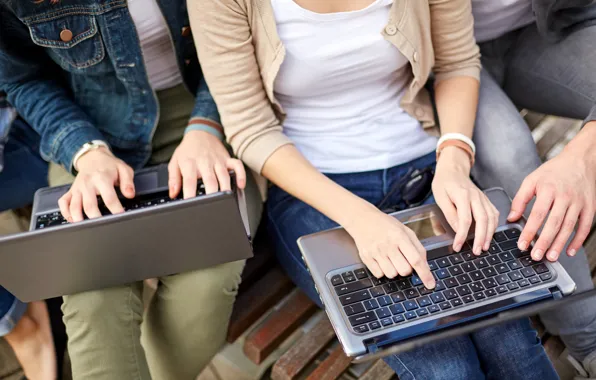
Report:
0,164,253,302
297,188,576,361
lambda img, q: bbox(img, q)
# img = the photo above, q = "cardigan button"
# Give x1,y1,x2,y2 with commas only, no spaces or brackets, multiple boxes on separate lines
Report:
60,29,73,42
413,52,419,62
385,24,397,36
181,26,191,37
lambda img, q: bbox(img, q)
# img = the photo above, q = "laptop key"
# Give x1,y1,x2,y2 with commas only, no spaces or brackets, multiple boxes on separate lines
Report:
540,273,553,281
335,279,372,296
437,258,451,268
378,295,393,307
489,244,501,254
381,318,393,327
439,302,452,310
507,283,519,291
354,325,370,334
430,293,446,304
405,311,418,320
499,240,518,251
371,277,385,286
331,275,343,286
405,288,420,299
354,268,368,279
418,286,433,296
504,228,521,240
429,305,441,313
393,314,406,323
474,292,486,300
499,252,514,262
533,263,549,274
383,282,399,294
456,285,472,297
463,252,476,262
417,296,432,307
529,276,540,285
521,267,535,278
493,231,508,243
450,254,464,265
363,299,380,310
428,260,438,271
475,258,489,269
417,308,429,317
391,291,406,303
461,262,476,272
370,287,385,297
482,267,497,277
511,248,527,258
482,278,497,289
469,282,485,293
485,289,497,297
462,295,475,303
487,256,501,265
444,289,459,300
349,311,377,326
518,279,530,287
496,274,510,285
456,274,472,285
435,281,446,291
444,278,459,288
435,269,450,280
397,279,412,290
339,290,371,306
448,265,463,276
369,321,382,330
344,303,366,316
343,274,356,283
390,304,405,315
451,298,463,307
342,271,355,281
497,285,508,294
508,261,523,270
411,275,423,286
376,308,392,319
404,301,419,311
508,271,523,282
520,257,534,267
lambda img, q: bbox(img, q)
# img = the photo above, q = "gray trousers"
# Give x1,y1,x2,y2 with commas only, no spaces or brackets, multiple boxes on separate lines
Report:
472,22,596,361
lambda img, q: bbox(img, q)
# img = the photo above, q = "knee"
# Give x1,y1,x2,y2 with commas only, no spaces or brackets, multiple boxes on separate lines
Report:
62,285,142,324
168,260,245,300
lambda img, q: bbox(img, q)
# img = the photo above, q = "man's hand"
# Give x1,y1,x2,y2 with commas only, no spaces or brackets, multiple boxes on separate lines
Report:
168,130,246,199
508,122,596,262
59,147,135,222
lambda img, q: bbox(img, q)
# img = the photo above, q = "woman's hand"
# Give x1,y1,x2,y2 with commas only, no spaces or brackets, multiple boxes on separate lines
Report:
168,130,246,199
59,147,135,222
433,147,499,255
344,207,436,289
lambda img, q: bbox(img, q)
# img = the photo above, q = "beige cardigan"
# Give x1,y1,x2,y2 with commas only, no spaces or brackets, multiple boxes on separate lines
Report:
189,0,480,195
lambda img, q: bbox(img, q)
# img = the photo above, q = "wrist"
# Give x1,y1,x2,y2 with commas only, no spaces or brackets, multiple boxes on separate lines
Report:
437,146,472,174
75,146,112,171
563,121,596,169
340,197,381,232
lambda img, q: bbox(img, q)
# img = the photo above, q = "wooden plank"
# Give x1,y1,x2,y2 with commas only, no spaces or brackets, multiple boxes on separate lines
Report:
271,317,336,380
585,230,596,275
535,117,579,160
522,110,547,131
305,345,352,380
244,291,317,364
543,336,567,363
360,360,395,380
227,267,295,343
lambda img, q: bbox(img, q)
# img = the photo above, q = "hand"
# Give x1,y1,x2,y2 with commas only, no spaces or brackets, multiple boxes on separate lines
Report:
432,147,499,255
168,130,246,199
59,147,135,222
345,207,436,289
508,147,596,262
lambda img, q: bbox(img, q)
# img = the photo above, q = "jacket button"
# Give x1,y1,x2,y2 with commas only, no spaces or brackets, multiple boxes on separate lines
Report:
385,24,397,36
413,52,419,62
181,26,191,37
60,29,73,42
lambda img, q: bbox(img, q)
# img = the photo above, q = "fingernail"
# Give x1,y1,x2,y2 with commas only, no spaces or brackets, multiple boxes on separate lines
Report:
547,251,558,261
507,211,515,220
532,249,543,261
569,249,577,257
518,240,528,251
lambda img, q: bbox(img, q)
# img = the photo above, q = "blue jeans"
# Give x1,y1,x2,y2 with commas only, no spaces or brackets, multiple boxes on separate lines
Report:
0,118,48,336
472,22,596,362
267,152,558,380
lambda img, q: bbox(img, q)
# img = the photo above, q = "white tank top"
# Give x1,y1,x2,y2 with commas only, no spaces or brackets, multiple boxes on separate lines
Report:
272,0,437,174
472,0,535,43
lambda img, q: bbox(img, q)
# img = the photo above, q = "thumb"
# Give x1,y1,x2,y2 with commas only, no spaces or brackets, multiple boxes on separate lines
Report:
509,178,536,221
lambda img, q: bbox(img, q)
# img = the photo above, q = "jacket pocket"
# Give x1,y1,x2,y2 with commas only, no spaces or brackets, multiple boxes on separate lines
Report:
27,14,106,72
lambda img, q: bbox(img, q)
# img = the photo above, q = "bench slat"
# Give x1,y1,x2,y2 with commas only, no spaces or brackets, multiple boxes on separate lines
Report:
271,317,336,380
244,290,317,364
304,345,352,380
227,267,294,342
360,360,395,380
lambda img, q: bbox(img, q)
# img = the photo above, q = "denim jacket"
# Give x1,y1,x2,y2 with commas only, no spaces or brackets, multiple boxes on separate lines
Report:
0,92,17,172
0,0,220,171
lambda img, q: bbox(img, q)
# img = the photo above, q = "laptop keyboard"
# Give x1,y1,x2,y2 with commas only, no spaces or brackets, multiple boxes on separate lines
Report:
331,228,554,334
34,185,206,230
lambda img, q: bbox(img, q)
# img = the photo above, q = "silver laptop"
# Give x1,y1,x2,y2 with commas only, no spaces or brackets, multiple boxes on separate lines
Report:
0,164,253,302
297,188,576,361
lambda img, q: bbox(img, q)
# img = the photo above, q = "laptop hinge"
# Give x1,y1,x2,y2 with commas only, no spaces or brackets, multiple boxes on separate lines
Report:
550,287,563,300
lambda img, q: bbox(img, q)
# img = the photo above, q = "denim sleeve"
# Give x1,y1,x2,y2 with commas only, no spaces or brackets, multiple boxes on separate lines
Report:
186,73,224,140
0,6,105,172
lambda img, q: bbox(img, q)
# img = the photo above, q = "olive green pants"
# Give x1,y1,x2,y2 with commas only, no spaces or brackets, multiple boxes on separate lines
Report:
49,85,262,380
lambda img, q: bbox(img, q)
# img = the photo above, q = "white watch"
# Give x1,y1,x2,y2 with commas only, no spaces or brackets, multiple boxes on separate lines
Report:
72,140,110,172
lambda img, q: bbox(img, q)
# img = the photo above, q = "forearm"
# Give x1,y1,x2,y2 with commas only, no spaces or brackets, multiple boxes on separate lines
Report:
564,121,596,176
261,145,377,228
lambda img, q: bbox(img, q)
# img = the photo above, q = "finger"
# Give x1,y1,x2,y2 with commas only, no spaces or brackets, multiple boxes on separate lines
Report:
214,163,231,192
482,197,498,251
376,255,398,279
69,191,84,223
519,189,555,254
81,182,102,219
117,165,135,199
58,192,73,222
568,206,594,256
96,180,125,215
509,177,537,222
180,160,198,200
198,162,218,195
547,204,580,262
362,256,383,279
399,238,435,289
532,197,570,261
387,248,412,278
168,159,182,199
434,189,459,232
470,192,488,255
227,159,247,189
452,191,472,253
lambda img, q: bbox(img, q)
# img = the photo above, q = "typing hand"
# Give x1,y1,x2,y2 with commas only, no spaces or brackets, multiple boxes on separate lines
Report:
345,208,436,289
168,130,246,199
432,146,499,255
59,147,134,222
508,140,596,262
